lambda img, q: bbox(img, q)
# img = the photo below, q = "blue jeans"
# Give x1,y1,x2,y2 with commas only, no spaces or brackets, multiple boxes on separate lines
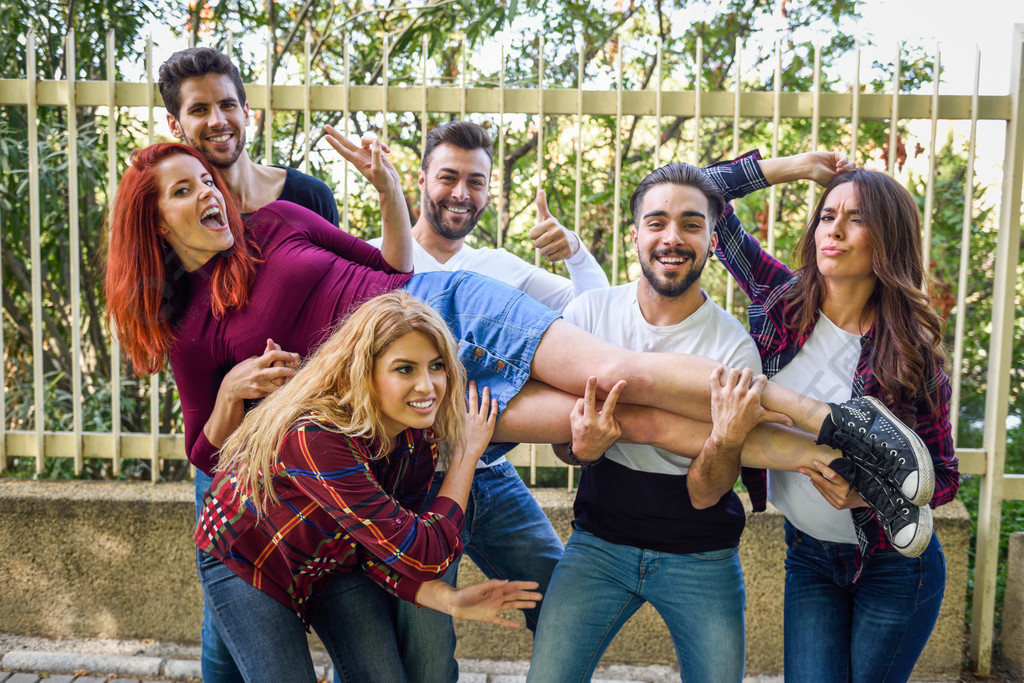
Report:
194,472,245,683
403,271,561,414
528,528,746,683
198,547,407,682
395,460,565,682
782,521,946,682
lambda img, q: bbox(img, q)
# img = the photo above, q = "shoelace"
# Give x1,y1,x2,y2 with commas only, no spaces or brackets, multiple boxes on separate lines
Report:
834,428,907,482
851,466,913,525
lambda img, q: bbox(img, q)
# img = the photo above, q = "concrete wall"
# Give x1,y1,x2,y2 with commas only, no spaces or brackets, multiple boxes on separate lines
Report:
1002,532,1024,678
0,479,969,678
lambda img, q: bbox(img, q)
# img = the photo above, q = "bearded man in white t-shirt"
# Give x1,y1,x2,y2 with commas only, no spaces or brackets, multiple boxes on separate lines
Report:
370,120,609,682
527,162,767,683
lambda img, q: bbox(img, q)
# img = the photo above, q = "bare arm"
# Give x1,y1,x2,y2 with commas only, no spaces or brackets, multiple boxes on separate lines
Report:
757,151,855,188
434,383,497,509
688,367,792,509
322,125,414,272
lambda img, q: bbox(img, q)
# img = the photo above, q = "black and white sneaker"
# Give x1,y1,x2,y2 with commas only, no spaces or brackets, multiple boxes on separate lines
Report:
821,396,934,506
830,458,933,558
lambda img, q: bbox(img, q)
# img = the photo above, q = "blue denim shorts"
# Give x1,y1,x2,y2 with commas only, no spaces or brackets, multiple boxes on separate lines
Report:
403,271,560,414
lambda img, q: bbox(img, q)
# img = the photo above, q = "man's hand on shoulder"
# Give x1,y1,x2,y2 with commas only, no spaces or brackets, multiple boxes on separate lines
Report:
528,189,580,263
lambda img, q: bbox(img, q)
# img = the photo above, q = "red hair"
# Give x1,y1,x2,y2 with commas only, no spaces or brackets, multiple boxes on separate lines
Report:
104,143,260,376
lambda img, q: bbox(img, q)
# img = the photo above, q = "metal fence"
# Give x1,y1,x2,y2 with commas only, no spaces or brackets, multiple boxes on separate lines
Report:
0,23,1022,673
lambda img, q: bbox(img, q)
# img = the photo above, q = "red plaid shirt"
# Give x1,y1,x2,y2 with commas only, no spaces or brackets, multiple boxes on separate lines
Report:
195,421,464,624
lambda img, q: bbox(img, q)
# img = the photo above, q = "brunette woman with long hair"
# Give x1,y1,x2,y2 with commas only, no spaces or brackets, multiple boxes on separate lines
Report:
713,153,957,682
194,291,540,682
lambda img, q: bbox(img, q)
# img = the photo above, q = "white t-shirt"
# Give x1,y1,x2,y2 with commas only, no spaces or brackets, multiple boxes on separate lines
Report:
768,313,862,544
563,281,762,476
367,235,608,313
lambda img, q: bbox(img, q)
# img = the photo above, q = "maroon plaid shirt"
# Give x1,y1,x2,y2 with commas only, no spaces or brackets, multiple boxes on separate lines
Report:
196,421,464,624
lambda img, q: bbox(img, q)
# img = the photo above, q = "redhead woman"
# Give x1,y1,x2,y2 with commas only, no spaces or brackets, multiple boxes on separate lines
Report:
712,153,957,682
104,140,934,564
194,291,540,682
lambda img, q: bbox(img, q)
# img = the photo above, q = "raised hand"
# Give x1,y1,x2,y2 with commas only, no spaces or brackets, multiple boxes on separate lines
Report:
464,382,498,463
568,376,627,462
801,151,856,188
322,124,400,195
528,189,580,262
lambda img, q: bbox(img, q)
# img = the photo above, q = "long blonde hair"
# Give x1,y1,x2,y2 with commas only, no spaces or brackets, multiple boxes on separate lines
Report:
218,290,467,515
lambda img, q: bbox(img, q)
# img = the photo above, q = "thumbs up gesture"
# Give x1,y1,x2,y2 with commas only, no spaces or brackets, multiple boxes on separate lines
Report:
528,189,581,262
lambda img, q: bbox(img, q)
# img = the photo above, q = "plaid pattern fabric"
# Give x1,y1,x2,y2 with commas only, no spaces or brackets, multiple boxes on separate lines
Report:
196,421,465,624
706,150,958,575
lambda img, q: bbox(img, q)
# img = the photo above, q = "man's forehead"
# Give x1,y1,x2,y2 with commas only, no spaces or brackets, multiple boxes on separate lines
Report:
639,183,711,218
426,143,492,176
179,74,243,107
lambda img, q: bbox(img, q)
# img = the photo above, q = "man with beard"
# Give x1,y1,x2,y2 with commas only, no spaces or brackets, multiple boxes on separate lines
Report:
159,47,338,225
372,120,608,310
368,119,608,682
527,162,763,683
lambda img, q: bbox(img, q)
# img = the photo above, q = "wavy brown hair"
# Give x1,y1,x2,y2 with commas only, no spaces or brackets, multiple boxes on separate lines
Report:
218,291,467,516
786,169,946,416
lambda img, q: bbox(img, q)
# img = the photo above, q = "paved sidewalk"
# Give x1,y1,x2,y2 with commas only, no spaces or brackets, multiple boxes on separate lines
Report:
1,634,788,683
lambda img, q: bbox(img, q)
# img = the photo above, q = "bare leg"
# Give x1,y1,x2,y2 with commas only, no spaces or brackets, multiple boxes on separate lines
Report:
528,320,831,435
493,381,836,472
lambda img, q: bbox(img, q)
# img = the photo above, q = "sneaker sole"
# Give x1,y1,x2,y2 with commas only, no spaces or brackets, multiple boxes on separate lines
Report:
860,396,935,506
893,502,933,558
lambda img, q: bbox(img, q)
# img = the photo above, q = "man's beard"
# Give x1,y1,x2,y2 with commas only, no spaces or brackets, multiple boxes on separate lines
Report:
184,130,246,169
423,187,483,241
639,247,708,298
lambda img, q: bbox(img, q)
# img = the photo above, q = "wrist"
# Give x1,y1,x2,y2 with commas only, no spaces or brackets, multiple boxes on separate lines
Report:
568,230,581,256
566,440,603,468
706,429,742,456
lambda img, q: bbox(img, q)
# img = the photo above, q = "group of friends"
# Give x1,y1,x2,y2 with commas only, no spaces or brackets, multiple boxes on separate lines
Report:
102,46,957,683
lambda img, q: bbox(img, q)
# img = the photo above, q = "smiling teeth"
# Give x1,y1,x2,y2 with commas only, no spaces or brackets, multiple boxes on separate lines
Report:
208,135,230,142
409,400,433,408
446,207,469,214
201,207,221,219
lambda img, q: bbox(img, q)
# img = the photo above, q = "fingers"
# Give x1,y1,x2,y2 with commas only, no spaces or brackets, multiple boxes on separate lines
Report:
323,124,359,160
263,348,300,368
370,136,382,175
503,580,540,592
582,376,598,414
810,459,842,485
536,189,551,220
467,380,479,413
360,130,391,155
601,379,627,415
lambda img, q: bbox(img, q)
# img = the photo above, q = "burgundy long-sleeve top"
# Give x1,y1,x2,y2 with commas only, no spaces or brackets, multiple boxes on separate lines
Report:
169,201,413,474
